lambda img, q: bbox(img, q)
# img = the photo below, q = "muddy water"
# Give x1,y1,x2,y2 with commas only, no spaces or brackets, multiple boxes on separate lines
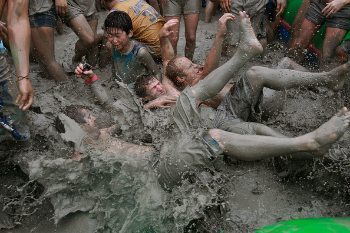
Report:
1,10,350,233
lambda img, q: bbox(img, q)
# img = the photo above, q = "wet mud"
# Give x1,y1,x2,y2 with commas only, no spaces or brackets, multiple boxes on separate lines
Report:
1,10,350,233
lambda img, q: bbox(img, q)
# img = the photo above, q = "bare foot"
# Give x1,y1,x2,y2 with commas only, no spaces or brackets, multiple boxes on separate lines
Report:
328,60,350,91
302,107,350,153
237,11,263,59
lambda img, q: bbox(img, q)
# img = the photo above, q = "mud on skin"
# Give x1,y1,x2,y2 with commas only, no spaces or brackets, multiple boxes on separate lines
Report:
2,11,350,233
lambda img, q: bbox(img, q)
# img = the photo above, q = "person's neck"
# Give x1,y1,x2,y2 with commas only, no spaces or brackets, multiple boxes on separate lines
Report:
81,124,101,140
119,40,133,54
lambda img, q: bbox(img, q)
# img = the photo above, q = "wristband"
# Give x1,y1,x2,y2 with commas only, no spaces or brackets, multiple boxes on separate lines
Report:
16,74,30,82
84,74,99,85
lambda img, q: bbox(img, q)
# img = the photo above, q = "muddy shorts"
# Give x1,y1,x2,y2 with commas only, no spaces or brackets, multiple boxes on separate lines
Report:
305,0,350,30
62,0,97,22
29,7,57,28
156,88,222,190
162,0,201,16
213,76,263,133
157,130,220,190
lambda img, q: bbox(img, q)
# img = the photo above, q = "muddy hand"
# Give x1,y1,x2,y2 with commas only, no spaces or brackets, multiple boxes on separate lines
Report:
75,63,94,79
217,13,235,36
160,19,179,38
16,78,34,111
55,0,68,17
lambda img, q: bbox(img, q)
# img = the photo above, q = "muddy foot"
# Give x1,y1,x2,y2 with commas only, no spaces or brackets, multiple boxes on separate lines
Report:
237,11,263,59
328,60,350,91
304,107,350,152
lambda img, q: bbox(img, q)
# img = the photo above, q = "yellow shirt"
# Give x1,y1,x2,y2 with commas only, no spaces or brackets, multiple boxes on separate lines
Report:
112,0,165,57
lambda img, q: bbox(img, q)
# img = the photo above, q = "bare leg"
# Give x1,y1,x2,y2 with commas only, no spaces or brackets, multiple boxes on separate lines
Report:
31,26,67,81
192,11,263,101
290,0,310,41
184,13,199,60
97,34,112,68
289,18,319,62
164,16,181,55
322,27,347,62
229,122,288,137
209,108,350,161
69,15,98,65
205,0,218,23
85,18,99,66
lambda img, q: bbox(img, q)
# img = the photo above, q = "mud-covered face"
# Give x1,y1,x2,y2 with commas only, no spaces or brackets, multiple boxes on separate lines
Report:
105,28,132,53
175,57,203,86
80,109,97,127
145,78,166,100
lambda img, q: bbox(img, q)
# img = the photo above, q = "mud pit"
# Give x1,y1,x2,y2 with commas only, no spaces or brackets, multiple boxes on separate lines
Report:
1,10,350,233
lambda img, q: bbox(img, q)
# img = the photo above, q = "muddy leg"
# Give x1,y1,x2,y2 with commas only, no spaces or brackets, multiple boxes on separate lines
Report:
246,59,350,94
192,11,263,101
277,57,308,71
209,108,350,161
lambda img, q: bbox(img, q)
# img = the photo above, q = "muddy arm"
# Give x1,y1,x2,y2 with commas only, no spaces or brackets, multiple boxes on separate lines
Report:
90,81,115,109
202,14,235,78
137,47,162,80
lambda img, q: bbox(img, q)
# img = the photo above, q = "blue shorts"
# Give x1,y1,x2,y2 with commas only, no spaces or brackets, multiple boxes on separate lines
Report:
29,7,57,28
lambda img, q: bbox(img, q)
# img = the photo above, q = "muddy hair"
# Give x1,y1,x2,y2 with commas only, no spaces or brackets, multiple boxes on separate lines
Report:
63,105,89,124
104,10,133,34
165,57,186,88
134,75,157,98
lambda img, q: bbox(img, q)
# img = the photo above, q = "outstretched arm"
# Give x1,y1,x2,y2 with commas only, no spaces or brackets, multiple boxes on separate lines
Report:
75,64,114,109
7,0,33,110
159,19,178,68
202,13,235,78
137,47,162,80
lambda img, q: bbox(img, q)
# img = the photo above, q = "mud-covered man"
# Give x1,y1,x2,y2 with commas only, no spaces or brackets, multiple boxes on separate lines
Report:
134,12,350,190
59,105,154,161
138,13,236,109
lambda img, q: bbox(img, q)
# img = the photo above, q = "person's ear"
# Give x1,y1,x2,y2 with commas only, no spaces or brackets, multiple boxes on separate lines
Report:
128,30,133,38
176,76,185,83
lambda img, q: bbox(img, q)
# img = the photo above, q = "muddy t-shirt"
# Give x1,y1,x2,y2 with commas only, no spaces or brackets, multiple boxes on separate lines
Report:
112,41,151,84
29,0,53,15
